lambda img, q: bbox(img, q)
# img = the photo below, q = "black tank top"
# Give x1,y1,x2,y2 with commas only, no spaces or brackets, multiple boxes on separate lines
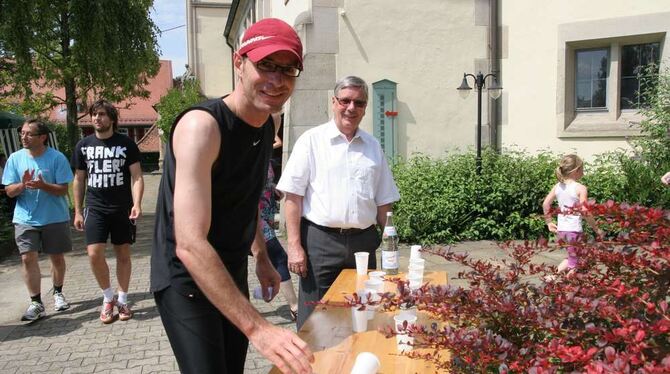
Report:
150,97,274,296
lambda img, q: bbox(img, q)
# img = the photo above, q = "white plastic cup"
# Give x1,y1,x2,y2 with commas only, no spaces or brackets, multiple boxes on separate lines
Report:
350,352,381,374
362,288,381,320
355,252,370,276
407,264,424,278
410,245,422,260
364,278,384,293
409,257,425,267
368,270,386,281
394,312,418,333
394,312,417,352
396,334,415,352
408,274,423,290
252,286,273,301
351,306,368,332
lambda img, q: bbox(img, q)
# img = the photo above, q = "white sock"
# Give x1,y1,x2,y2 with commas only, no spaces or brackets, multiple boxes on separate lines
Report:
102,288,114,303
117,291,128,305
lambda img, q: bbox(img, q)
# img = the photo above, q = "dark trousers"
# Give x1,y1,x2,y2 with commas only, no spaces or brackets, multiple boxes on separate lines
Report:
297,219,381,329
154,256,249,374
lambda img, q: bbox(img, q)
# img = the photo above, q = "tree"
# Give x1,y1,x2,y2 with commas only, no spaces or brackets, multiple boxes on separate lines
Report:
0,0,160,150
155,78,205,141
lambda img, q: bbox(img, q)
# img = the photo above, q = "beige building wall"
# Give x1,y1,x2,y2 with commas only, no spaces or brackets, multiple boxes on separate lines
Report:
187,0,234,97
335,1,489,158
501,2,670,159
198,1,670,161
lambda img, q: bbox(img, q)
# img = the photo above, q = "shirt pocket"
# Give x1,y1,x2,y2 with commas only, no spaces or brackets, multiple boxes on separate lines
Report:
353,166,375,200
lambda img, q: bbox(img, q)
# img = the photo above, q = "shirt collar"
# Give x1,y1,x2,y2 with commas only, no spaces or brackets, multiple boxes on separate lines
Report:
326,120,364,143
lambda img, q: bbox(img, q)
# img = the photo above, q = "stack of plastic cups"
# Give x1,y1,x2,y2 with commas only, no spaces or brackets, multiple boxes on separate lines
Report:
407,256,425,290
393,312,418,352
363,278,384,320
352,290,368,333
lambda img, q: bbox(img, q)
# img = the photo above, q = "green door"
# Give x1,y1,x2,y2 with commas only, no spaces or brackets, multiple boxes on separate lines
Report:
372,80,397,159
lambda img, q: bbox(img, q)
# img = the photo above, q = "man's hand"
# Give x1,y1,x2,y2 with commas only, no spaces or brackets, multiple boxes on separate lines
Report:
73,212,85,231
255,254,281,301
287,243,308,278
129,205,142,220
24,173,45,190
21,169,34,187
248,323,314,374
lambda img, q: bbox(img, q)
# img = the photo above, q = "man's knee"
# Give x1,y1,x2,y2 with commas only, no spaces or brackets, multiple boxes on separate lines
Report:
21,251,39,266
87,244,107,260
114,245,131,264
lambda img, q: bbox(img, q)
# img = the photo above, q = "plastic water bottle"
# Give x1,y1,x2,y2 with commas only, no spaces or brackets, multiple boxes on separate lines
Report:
381,212,399,275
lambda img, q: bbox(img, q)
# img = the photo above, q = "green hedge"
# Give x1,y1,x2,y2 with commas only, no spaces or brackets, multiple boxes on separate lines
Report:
392,149,670,244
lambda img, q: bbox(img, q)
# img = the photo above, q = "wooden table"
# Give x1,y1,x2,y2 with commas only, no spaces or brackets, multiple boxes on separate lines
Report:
270,269,449,373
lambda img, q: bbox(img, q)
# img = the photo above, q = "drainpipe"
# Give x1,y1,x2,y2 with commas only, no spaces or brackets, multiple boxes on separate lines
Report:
489,0,500,151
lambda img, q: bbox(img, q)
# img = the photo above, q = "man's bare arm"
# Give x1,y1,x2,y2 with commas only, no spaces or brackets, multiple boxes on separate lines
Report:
128,162,144,219
173,110,313,373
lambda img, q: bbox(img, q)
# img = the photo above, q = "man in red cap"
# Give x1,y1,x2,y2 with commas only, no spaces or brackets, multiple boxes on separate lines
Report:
151,18,314,374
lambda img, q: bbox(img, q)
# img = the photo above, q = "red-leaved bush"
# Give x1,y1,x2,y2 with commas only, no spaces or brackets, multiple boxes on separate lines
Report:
378,201,670,373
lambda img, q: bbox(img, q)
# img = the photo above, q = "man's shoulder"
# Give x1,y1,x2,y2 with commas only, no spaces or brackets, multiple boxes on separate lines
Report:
45,147,68,160
297,121,332,140
75,134,98,148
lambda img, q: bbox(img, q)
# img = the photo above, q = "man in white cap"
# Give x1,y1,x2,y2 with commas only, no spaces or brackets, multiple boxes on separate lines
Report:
151,18,314,374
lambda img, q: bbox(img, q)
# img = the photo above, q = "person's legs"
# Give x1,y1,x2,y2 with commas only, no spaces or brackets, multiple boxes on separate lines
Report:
41,221,72,311
557,231,582,272
155,287,230,374
113,244,131,293
87,243,111,289
21,251,41,300
297,222,349,329
155,255,249,374
265,237,297,316
48,253,66,289
15,224,46,320
110,210,135,320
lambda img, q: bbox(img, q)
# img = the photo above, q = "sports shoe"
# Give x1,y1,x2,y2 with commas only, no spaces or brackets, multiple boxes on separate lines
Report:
22,301,46,321
100,299,115,324
53,292,70,311
117,302,133,321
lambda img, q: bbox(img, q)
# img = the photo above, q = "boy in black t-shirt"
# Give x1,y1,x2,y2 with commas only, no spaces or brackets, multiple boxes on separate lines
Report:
72,99,144,324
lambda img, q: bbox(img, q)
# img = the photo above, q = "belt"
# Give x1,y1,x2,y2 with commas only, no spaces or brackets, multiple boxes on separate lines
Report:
303,219,374,235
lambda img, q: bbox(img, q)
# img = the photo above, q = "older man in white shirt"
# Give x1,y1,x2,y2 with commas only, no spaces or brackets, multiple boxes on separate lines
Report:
277,76,400,328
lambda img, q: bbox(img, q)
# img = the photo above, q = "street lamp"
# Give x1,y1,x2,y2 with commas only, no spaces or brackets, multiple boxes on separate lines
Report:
457,72,502,175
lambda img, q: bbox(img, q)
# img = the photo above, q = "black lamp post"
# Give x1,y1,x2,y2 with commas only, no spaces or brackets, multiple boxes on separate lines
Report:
457,72,502,175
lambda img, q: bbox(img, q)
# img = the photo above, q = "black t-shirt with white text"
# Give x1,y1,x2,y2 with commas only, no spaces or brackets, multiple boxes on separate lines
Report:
72,133,140,213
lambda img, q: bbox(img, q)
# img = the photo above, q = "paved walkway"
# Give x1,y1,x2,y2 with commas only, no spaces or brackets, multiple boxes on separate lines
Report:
0,173,564,373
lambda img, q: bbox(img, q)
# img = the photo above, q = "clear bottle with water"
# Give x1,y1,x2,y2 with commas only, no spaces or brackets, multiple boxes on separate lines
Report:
381,212,399,275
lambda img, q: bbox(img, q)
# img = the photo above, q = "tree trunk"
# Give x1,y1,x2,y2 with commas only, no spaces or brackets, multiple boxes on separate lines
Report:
59,6,78,151
64,78,78,151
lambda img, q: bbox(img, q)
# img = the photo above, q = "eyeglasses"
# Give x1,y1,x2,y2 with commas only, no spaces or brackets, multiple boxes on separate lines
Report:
253,59,302,77
19,132,45,138
334,97,367,108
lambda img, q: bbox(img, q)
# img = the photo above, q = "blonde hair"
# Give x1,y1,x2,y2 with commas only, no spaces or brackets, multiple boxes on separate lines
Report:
555,154,583,182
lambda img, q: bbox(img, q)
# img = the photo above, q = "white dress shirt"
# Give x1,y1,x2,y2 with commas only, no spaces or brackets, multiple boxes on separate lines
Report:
277,120,400,229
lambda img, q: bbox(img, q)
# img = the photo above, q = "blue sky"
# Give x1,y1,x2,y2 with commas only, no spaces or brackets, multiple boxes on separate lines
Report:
151,0,187,78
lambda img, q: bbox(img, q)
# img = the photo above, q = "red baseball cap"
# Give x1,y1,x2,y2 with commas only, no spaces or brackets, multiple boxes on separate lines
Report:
237,18,303,69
